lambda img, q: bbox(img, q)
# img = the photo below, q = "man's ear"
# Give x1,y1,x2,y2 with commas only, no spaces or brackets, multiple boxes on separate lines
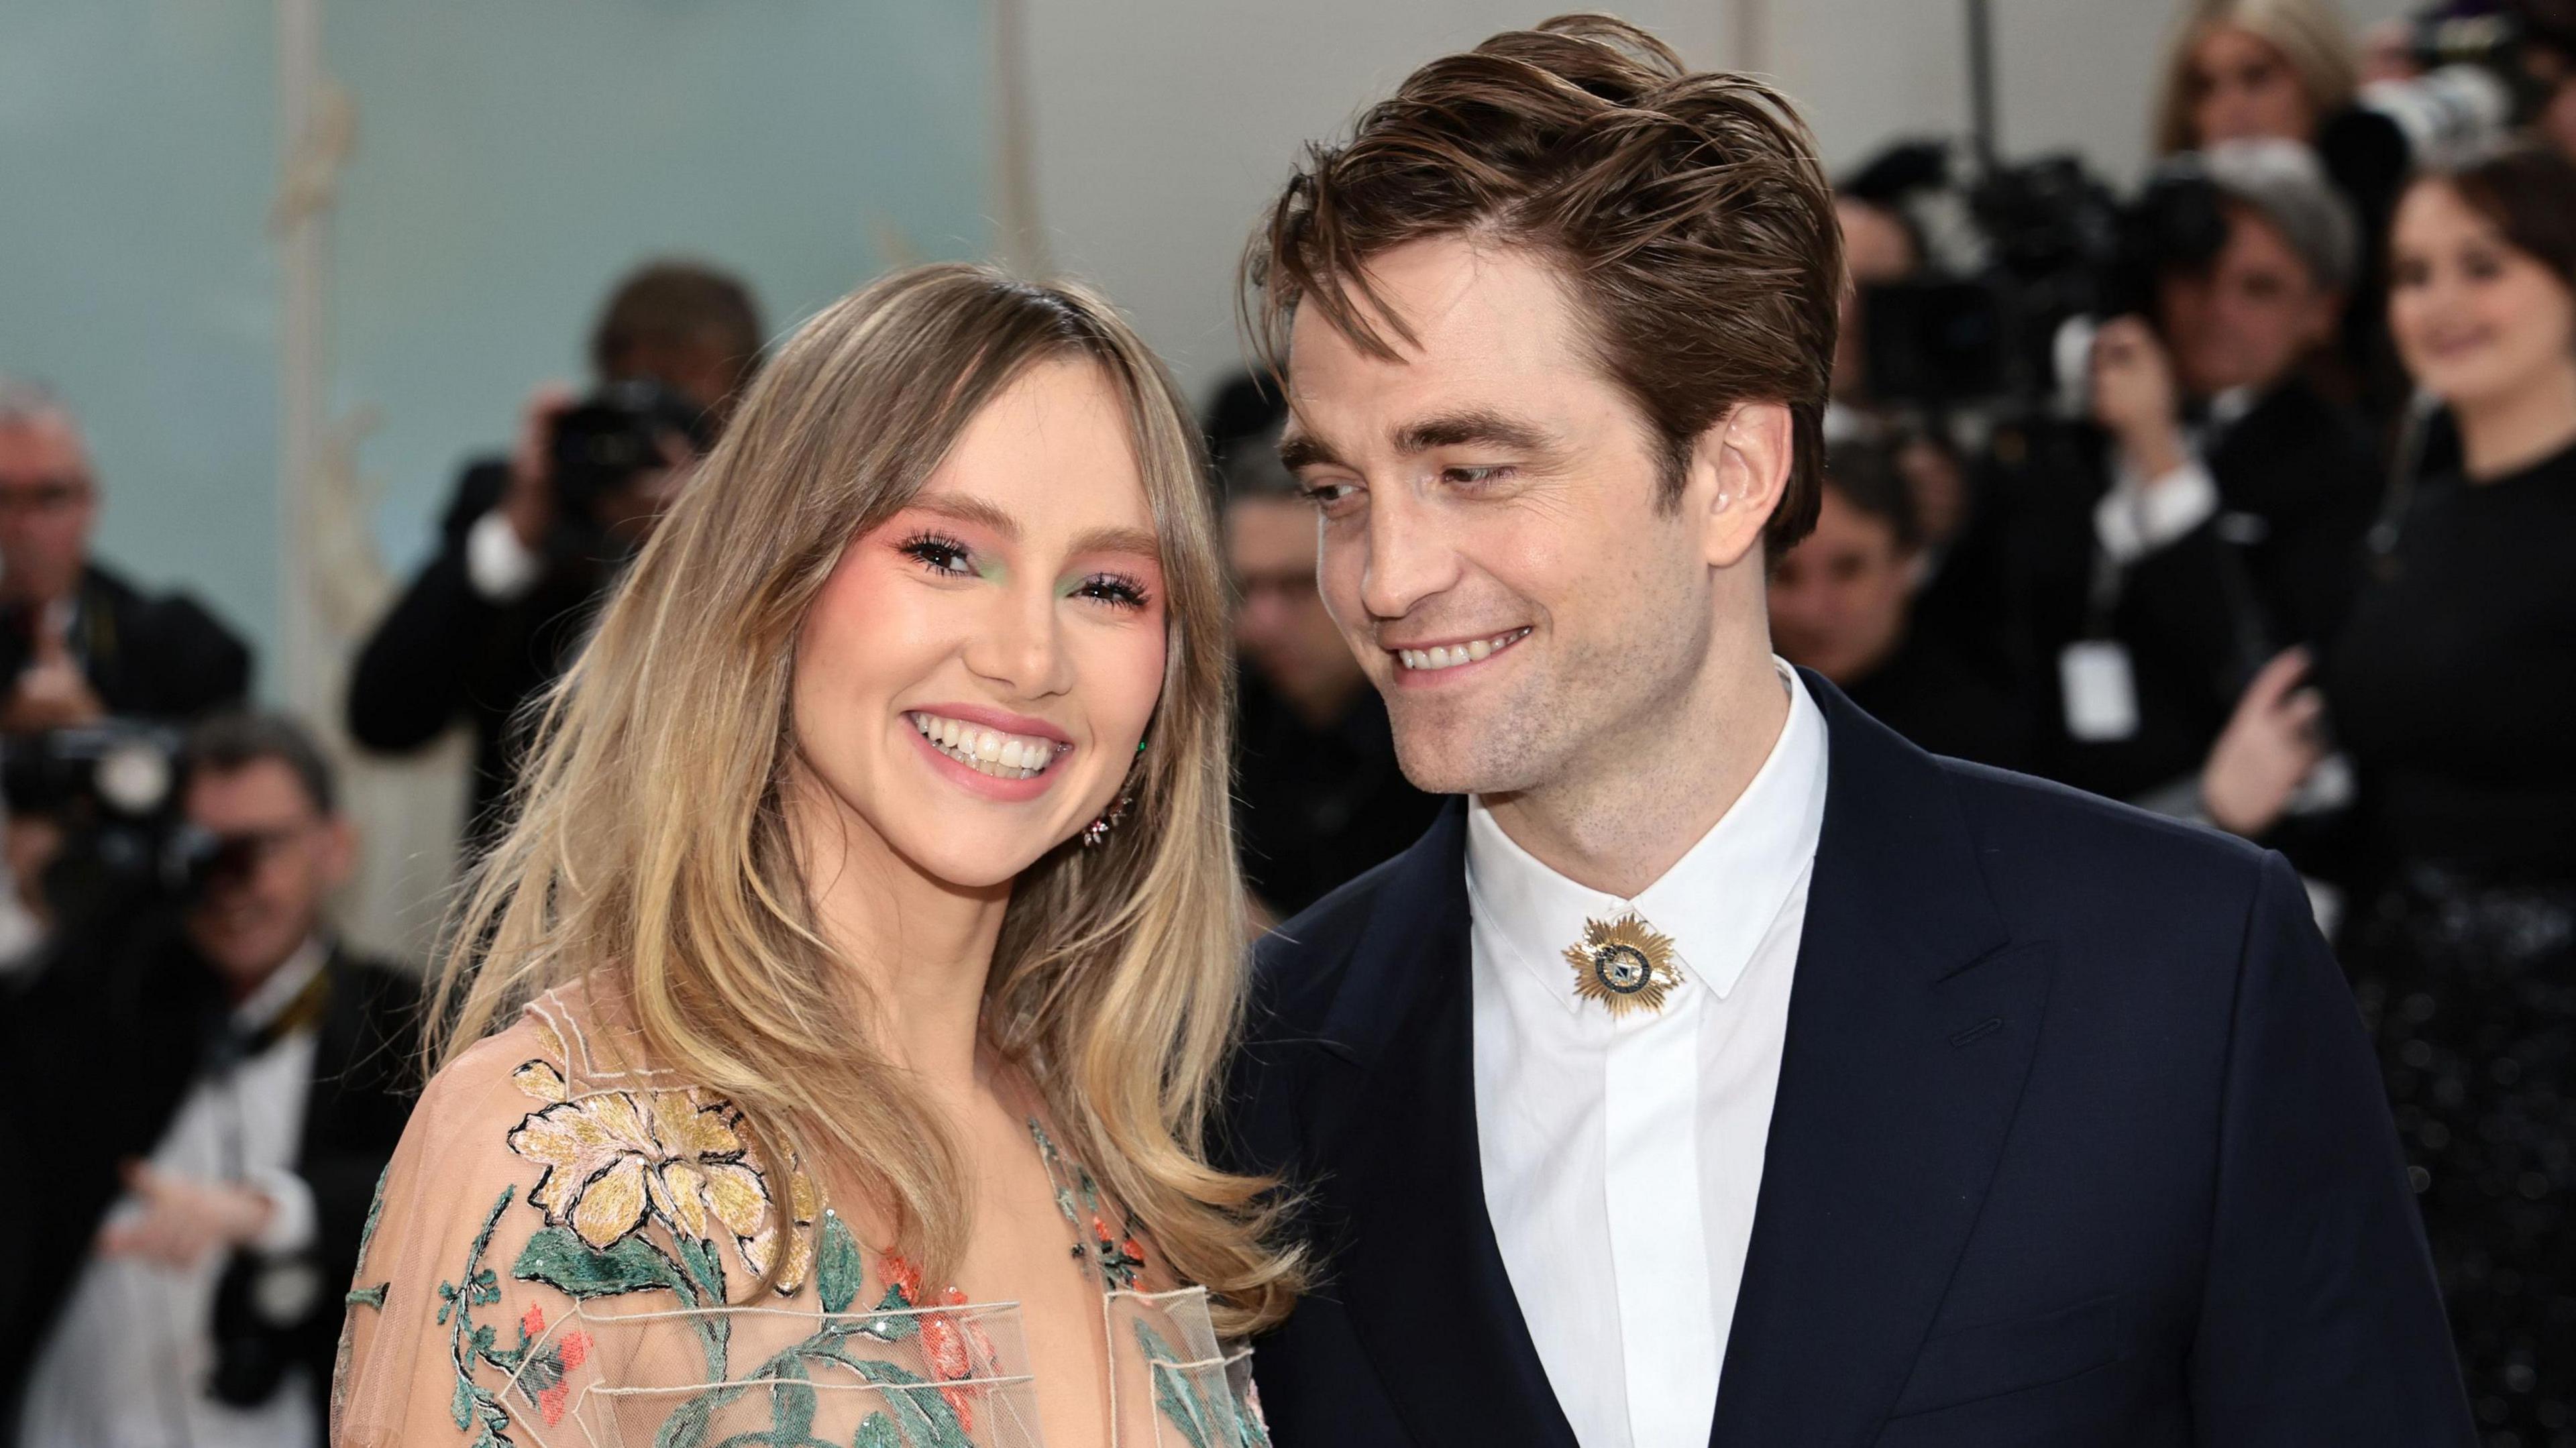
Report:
1691,401,1793,569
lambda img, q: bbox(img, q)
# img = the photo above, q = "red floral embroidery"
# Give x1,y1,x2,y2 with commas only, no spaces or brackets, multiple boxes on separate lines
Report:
516,1302,594,1427
881,1254,987,1433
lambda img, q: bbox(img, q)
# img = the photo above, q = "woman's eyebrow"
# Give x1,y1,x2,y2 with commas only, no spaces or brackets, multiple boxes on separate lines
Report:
1067,524,1161,561
904,494,1022,538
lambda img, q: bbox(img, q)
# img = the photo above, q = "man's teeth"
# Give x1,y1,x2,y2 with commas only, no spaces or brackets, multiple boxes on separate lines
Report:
907,712,1065,780
1396,628,1532,672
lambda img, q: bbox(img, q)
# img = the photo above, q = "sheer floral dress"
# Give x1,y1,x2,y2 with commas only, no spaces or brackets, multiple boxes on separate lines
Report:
333,989,1267,1448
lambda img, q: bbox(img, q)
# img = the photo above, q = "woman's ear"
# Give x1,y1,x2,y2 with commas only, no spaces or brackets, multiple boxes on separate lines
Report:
1693,401,1794,569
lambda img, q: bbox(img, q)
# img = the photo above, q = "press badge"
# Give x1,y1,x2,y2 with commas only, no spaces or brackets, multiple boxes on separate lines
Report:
2059,641,2140,742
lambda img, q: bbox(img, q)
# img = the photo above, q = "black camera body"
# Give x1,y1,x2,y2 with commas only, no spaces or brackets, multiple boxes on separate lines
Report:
0,720,222,927
544,377,714,558
1860,146,2230,412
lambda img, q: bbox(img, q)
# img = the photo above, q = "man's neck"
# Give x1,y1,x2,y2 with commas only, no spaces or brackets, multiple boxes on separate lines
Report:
1481,638,1790,899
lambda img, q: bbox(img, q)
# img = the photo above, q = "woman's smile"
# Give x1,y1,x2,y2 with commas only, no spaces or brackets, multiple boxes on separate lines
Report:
902,704,1073,801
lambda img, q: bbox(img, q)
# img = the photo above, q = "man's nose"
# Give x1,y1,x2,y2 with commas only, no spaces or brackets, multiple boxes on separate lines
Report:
1354,491,1460,623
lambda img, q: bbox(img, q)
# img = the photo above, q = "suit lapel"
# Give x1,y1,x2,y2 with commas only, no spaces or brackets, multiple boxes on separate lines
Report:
1311,802,1582,1448
1709,677,2053,1447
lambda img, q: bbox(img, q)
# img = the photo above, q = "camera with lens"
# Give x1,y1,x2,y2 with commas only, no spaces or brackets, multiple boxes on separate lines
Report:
543,376,716,558
2368,1,2576,160
0,720,227,930
1857,144,2231,414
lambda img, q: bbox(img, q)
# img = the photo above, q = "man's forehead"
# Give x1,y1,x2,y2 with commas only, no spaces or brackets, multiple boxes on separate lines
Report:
0,412,89,469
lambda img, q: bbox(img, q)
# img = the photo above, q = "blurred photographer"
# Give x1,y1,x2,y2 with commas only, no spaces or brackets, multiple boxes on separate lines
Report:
2032,137,2379,807
2156,0,2416,405
0,380,252,734
1770,440,2033,770
2,713,417,1448
346,261,761,835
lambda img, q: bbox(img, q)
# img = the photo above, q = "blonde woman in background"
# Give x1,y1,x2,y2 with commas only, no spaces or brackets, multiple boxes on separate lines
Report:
2153,0,2362,154
333,265,1296,1448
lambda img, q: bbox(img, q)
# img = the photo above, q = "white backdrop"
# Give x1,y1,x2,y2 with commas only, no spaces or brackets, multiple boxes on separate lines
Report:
1021,0,2418,406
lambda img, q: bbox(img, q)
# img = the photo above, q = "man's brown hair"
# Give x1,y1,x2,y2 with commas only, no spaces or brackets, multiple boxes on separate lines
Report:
590,260,767,398
1244,13,1842,553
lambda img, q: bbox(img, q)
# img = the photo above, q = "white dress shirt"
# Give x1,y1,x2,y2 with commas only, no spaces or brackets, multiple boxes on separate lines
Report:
1468,663,1829,1448
21,939,329,1448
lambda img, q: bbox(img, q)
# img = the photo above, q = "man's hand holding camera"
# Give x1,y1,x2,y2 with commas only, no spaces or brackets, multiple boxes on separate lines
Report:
1,613,105,735
500,383,578,554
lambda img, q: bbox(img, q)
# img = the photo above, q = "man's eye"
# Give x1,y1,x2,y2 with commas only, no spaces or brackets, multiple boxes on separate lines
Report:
1299,480,1362,512
1440,465,1514,488
898,533,975,576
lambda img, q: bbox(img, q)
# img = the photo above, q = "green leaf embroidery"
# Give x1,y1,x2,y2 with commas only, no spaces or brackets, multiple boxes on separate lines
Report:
815,1211,864,1315
1135,1321,1264,1448
441,1188,524,1447
513,1225,688,1298
347,1163,392,1313
851,1412,902,1448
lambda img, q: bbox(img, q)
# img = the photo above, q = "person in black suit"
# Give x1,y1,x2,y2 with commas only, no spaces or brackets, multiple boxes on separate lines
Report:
2,713,417,1448
1771,439,2033,771
1229,17,2469,1444
345,261,761,838
2025,138,2380,812
0,379,251,732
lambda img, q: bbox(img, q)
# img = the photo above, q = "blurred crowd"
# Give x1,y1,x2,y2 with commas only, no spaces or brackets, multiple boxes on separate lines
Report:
1,0,2572,1443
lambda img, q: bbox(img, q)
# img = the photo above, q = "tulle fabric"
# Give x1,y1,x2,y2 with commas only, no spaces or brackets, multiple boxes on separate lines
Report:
332,988,1265,1448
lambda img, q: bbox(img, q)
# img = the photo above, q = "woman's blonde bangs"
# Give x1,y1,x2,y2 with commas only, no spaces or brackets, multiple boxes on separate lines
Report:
424,262,1302,1336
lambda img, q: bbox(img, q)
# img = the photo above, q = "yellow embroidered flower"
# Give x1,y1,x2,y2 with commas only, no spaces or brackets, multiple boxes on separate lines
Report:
504,1084,816,1293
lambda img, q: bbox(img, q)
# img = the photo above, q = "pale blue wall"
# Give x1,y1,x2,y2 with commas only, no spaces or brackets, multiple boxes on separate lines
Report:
0,1,992,683
327,1,993,577
0,0,282,677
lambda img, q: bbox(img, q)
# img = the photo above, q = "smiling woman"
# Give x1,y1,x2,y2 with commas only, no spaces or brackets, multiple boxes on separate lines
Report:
333,266,1293,1448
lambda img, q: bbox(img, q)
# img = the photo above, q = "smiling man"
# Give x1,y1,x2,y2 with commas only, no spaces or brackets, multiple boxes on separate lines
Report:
1224,16,2471,1447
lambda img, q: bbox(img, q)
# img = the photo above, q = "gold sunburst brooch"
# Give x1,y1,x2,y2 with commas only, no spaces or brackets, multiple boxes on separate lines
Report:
1562,913,1684,1017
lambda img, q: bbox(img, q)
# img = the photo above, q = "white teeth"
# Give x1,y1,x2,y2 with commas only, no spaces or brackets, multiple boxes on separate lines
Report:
907,712,1063,780
1395,628,1530,671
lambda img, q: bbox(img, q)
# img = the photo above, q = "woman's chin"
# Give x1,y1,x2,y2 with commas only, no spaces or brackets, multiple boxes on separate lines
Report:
883,826,1066,893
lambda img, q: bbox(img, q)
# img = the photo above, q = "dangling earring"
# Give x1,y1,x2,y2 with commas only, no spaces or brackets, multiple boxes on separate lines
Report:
1080,740,1147,849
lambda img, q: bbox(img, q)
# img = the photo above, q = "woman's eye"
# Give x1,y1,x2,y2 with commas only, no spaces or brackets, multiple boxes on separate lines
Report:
1074,573,1150,610
898,535,975,577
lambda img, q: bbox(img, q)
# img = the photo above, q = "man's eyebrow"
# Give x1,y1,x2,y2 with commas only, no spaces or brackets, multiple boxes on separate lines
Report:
1394,409,1558,456
1275,429,1344,474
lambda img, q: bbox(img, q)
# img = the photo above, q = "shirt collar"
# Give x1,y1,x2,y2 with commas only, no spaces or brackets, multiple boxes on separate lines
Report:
232,935,327,1032
1464,661,1829,1015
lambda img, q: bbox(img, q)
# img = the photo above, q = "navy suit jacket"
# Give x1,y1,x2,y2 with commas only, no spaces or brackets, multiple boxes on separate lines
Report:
1226,674,2469,1447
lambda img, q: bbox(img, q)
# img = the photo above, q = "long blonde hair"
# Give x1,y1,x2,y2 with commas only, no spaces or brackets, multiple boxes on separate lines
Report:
2153,0,2361,156
427,263,1301,1334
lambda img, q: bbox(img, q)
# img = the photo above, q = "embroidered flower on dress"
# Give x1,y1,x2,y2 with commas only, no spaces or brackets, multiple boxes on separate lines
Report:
879,1252,996,1433
514,1303,594,1429
506,1061,816,1293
